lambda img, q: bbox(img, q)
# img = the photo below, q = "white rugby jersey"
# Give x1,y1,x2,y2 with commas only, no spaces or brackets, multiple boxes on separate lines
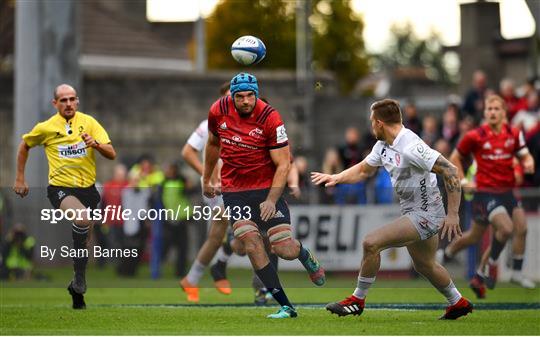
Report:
365,127,443,214
186,119,223,185
187,119,208,152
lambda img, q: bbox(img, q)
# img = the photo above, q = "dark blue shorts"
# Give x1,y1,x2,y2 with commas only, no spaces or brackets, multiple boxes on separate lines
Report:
222,189,291,233
472,191,520,226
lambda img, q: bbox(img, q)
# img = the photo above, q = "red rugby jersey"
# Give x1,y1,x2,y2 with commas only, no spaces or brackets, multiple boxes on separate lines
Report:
208,96,289,192
457,123,527,191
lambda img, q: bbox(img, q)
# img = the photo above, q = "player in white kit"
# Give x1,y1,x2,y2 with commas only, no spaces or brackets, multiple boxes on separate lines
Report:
312,99,473,320
180,84,235,302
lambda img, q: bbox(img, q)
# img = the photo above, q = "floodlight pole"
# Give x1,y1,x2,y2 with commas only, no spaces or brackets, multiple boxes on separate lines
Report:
296,0,316,203
195,3,206,73
14,1,79,226
14,0,80,188
525,0,539,79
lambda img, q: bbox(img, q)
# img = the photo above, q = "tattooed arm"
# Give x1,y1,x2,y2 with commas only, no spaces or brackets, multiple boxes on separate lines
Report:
431,154,462,241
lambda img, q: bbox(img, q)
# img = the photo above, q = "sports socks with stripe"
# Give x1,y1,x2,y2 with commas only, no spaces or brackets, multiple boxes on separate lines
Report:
353,276,376,299
72,223,89,293
253,253,278,290
437,281,462,305
254,262,293,308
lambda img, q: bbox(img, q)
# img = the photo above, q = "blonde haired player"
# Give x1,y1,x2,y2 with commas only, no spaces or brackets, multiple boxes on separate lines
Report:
312,99,473,320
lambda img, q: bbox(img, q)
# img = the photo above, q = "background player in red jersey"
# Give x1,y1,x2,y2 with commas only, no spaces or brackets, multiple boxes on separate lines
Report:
202,73,325,319
438,159,535,291
447,94,534,298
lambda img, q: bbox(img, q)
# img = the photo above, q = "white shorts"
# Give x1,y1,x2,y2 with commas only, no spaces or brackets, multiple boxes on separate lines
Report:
406,208,445,240
202,194,224,208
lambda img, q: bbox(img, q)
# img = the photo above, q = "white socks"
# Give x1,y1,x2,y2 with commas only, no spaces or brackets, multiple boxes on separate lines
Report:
353,276,376,299
438,281,461,305
186,260,206,285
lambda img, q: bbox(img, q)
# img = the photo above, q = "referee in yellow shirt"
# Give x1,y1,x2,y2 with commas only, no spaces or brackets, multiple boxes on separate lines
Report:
13,84,116,309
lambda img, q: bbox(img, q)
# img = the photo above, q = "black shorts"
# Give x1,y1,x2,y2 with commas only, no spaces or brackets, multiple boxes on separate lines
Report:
222,189,291,233
47,185,101,210
472,191,520,226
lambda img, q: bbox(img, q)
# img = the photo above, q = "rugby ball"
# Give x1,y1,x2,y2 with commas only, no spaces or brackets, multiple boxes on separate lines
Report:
231,35,266,66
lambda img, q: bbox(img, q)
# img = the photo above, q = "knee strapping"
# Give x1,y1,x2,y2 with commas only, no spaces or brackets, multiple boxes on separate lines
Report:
268,224,293,246
232,220,259,240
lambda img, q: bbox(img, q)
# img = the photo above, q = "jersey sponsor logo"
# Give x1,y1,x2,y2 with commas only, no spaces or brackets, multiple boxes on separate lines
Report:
220,122,228,130
232,135,242,142
420,178,428,212
481,153,512,161
276,125,288,144
249,127,264,139
221,138,258,150
58,141,87,159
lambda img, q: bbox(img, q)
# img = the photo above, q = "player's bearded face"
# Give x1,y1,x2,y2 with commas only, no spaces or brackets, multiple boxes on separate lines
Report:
233,91,256,117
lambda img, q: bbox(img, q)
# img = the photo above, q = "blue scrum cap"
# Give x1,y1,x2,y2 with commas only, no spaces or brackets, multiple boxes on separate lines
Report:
230,72,259,98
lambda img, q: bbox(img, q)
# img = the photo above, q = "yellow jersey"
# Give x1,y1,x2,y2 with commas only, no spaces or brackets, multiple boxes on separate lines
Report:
23,111,111,188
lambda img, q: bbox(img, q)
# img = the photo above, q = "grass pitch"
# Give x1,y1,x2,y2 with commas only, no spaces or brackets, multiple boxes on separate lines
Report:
1,266,539,335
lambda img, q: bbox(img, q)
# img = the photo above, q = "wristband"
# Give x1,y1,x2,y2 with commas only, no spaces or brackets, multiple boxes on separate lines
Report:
460,178,469,186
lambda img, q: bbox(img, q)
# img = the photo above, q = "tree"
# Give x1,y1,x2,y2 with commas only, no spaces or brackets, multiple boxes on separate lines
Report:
205,0,370,94
205,0,296,69
375,23,458,85
311,0,370,93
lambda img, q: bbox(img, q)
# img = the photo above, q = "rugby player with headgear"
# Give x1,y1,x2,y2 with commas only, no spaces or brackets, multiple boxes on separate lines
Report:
203,72,326,319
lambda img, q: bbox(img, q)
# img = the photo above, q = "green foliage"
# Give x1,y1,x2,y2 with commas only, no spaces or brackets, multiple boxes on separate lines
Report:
311,0,370,93
206,0,296,69
205,0,370,94
375,22,458,85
